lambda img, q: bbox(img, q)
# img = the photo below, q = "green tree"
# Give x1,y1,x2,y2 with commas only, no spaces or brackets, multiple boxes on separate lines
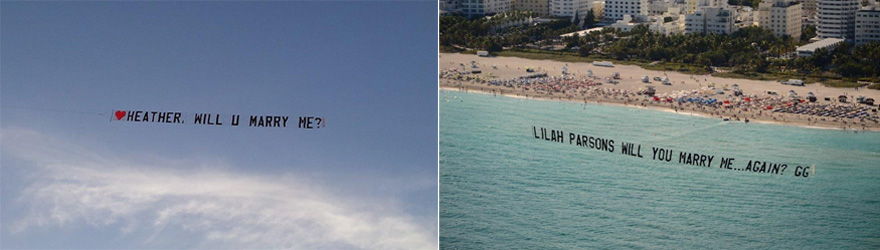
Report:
566,33,581,48
696,55,712,66
579,45,591,57
752,57,770,73
810,48,832,69
837,62,864,77
487,40,503,52
585,9,595,29
647,46,667,61
801,24,817,43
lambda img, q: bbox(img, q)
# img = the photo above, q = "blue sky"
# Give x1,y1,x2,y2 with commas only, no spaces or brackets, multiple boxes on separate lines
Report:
1,1,438,249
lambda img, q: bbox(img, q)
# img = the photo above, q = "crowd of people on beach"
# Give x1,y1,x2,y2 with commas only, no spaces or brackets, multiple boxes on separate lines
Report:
440,67,880,130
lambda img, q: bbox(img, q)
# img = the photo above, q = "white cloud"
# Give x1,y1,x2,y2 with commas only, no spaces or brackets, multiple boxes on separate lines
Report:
1,128,436,249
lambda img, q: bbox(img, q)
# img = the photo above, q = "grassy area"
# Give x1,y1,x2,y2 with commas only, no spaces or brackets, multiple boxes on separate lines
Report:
440,45,463,53
713,72,794,82
713,72,866,88
641,62,711,75
460,50,477,55
496,50,595,62
806,78,863,88
494,49,714,75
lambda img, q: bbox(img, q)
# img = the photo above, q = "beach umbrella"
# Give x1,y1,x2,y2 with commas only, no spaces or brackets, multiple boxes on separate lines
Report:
766,105,773,110
745,97,751,102
653,96,660,101
723,100,730,104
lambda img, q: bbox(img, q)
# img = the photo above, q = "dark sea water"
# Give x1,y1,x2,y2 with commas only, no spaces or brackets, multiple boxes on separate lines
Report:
439,90,880,249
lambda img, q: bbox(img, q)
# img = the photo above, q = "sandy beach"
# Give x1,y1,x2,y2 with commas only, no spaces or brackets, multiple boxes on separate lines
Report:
440,53,880,131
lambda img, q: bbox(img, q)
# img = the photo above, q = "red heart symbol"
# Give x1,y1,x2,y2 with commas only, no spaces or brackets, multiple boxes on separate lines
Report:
115,110,126,120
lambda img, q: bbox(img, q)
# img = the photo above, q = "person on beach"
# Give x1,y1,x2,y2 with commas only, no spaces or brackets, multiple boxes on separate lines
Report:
440,62,879,130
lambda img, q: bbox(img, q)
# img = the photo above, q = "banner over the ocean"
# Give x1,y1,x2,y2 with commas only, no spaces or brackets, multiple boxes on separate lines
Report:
532,126,815,178
112,110,325,129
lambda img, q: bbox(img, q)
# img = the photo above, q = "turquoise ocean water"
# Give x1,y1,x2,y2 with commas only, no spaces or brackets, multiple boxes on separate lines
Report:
439,90,880,249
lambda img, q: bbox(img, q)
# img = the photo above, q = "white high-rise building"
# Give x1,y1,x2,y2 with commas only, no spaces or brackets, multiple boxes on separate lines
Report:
608,14,686,35
802,0,818,24
648,1,671,15
685,0,721,13
816,0,860,40
604,0,648,21
758,0,803,39
653,14,687,35
551,0,593,18
734,6,756,27
855,4,880,45
461,0,513,16
440,0,462,11
594,0,607,20
515,0,551,15
685,6,737,34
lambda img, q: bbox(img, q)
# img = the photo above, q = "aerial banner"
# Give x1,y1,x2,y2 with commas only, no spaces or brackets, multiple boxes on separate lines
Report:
111,110,325,129
531,125,815,178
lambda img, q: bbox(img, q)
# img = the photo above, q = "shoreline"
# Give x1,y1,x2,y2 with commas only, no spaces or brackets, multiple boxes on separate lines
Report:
440,86,880,132
439,53,880,132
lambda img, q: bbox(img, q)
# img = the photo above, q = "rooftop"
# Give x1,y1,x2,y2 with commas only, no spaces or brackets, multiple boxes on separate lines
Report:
860,4,880,12
560,27,606,37
796,38,844,52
